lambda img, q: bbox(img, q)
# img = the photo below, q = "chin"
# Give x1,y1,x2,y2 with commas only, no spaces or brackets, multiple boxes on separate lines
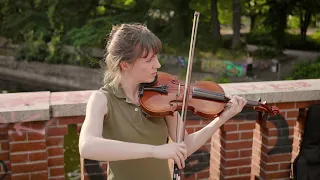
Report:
141,77,155,84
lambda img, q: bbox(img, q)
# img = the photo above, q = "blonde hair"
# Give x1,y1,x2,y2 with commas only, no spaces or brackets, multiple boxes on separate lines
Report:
103,23,162,88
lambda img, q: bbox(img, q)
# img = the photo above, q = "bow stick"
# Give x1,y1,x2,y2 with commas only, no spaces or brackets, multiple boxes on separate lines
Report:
173,11,200,180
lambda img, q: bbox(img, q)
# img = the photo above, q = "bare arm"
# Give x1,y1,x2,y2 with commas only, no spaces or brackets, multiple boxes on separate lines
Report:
165,95,247,157
79,91,154,161
165,112,226,157
79,91,188,168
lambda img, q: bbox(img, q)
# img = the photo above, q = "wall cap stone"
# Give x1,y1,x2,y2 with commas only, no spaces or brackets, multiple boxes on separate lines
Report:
1,78,320,123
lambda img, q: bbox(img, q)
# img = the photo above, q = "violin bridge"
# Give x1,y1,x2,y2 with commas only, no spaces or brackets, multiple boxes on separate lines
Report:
178,83,181,96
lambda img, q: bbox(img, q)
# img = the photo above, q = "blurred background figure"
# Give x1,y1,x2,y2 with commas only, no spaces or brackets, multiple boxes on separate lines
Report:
246,52,254,78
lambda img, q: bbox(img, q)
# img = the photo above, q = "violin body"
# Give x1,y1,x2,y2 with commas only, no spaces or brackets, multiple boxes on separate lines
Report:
139,71,279,119
140,72,227,119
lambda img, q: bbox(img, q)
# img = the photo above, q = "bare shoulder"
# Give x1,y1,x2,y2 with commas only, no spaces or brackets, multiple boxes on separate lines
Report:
80,90,108,139
86,90,108,116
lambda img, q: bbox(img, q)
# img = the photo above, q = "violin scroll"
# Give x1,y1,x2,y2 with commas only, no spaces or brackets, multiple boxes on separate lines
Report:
252,101,280,117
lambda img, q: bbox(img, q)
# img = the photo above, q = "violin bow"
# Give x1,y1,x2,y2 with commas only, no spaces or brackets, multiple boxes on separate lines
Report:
173,11,200,180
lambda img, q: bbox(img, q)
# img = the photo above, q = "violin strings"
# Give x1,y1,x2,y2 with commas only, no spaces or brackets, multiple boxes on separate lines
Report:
165,87,226,99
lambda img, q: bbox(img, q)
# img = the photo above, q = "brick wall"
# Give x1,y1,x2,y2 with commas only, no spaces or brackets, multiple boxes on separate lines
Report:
1,79,320,180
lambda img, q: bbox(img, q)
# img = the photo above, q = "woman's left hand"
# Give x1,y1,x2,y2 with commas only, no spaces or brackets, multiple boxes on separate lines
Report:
219,95,247,122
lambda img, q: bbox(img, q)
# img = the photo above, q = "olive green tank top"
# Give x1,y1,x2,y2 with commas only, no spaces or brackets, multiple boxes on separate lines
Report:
99,84,172,180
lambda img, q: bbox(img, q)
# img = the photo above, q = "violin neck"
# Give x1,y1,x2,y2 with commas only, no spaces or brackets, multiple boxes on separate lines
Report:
192,88,259,107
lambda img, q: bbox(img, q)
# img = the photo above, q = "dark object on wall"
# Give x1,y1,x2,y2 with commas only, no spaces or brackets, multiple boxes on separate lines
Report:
292,104,320,180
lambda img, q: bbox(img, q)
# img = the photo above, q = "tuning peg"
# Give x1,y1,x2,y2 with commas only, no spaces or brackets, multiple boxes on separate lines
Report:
262,101,267,105
257,97,261,102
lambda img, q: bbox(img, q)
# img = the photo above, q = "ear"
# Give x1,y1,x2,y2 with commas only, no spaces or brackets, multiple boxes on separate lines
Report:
119,61,130,71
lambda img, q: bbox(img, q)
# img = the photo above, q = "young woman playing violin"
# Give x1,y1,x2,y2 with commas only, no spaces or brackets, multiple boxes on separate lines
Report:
78,23,247,180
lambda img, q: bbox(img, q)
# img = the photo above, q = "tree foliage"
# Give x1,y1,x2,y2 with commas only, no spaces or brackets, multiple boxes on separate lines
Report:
0,0,319,67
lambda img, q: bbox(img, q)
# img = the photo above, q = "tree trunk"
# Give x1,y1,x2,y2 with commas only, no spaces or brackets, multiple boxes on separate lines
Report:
250,15,256,32
277,6,287,49
232,0,241,50
300,9,312,41
211,0,221,53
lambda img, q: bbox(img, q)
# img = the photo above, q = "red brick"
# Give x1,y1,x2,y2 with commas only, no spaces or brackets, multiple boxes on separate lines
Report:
238,166,251,174
295,101,314,108
11,162,47,173
48,157,64,167
275,102,295,109
261,153,292,163
238,123,255,130
23,121,46,130
223,151,239,159
186,127,194,134
1,142,9,151
186,120,201,126
46,137,64,146
47,118,59,127
279,162,291,170
224,168,238,176
196,170,209,179
280,111,286,118
8,131,27,141
262,163,279,171
11,174,29,180
10,154,28,163
49,177,64,180
50,167,65,177
261,121,276,129
28,132,45,141
0,132,8,140
48,147,64,157
10,141,46,152
201,120,211,125
29,151,47,161
0,152,9,161
262,136,277,147
194,127,203,131
225,141,252,149
225,175,250,180
240,132,252,140
30,171,48,179
181,173,195,180
59,116,84,125
223,133,239,140
265,170,291,179
287,110,299,118
225,158,251,167
222,124,237,131
47,126,68,136
240,149,252,157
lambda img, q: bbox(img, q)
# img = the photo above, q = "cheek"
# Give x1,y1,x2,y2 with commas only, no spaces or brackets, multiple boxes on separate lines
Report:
138,64,152,72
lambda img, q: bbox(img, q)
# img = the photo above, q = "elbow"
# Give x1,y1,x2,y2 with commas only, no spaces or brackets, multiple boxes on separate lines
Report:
78,139,88,158
79,136,92,159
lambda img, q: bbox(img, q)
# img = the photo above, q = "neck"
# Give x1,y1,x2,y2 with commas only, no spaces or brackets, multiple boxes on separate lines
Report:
120,74,140,104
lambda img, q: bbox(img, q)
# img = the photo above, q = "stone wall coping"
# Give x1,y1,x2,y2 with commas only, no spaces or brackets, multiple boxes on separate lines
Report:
1,78,319,123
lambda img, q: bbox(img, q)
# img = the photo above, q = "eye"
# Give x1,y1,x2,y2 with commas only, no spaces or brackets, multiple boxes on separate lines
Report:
147,55,155,62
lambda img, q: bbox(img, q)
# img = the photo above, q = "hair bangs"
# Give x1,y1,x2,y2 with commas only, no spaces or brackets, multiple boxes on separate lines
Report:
134,30,162,60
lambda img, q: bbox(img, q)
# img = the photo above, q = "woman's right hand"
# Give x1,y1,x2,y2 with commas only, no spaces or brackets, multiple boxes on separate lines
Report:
152,142,187,169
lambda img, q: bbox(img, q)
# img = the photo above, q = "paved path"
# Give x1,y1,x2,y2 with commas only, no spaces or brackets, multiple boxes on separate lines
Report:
227,45,320,82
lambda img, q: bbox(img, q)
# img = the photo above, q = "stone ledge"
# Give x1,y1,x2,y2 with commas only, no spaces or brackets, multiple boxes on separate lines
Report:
220,78,320,103
0,91,50,123
50,90,94,117
1,79,320,123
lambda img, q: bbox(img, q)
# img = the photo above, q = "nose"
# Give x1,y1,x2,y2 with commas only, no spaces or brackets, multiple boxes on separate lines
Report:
154,56,161,69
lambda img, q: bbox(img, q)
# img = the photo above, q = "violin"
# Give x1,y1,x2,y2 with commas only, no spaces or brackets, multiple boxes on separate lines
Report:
138,11,279,180
139,71,280,119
